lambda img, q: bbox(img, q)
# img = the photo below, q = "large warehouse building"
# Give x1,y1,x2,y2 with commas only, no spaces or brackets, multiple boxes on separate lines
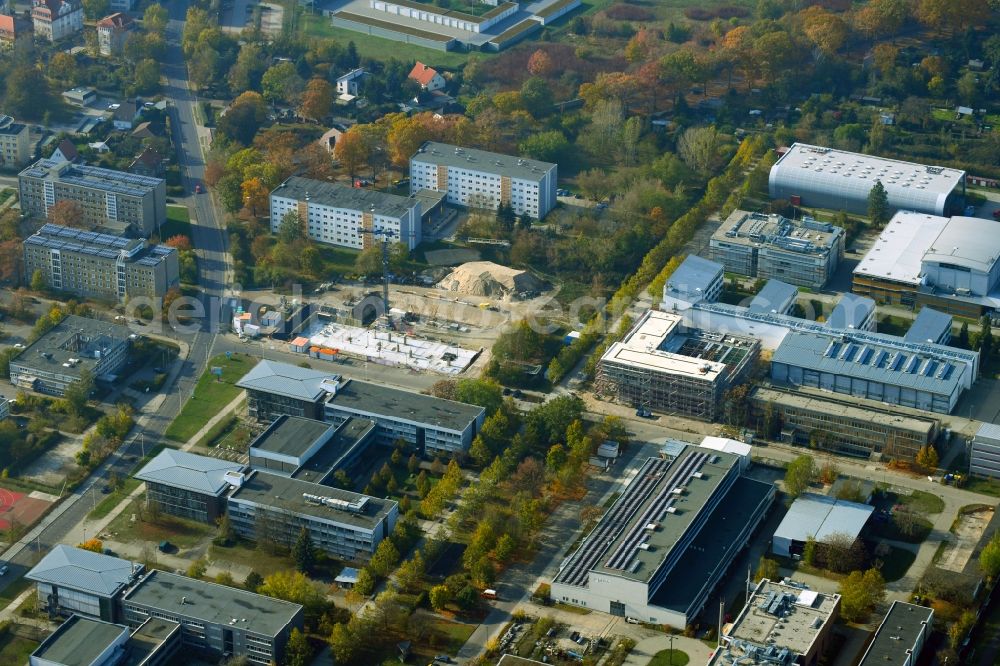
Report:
853,211,1000,317
709,210,844,288
551,442,774,626
595,310,759,421
768,144,966,217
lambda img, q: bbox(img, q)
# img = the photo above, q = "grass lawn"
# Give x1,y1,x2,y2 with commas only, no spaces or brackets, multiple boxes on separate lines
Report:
903,490,945,514
879,545,917,583
161,205,193,240
299,13,474,69
0,576,34,608
318,244,361,277
649,649,690,666
422,616,477,653
89,478,141,520
164,353,253,443
107,500,213,549
554,601,592,615
868,516,932,544
209,540,293,578
0,634,39,664
961,476,1000,498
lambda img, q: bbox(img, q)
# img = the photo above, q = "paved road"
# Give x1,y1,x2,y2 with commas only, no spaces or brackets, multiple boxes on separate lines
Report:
0,0,227,589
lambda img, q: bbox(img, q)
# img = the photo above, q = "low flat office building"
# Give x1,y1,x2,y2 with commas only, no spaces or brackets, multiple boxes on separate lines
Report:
710,579,840,666
227,470,398,562
825,293,876,331
661,255,724,312
903,307,953,345
134,449,245,523
323,378,485,457
248,415,376,485
771,493,873,558
551,444,774,626
19,159,166,237
857,602,933,666
710,210,844,289
853,211,1000,318
269,177,422,251
10,315,131,396
23,224,179,302
236,359,340,423
771,329,972,414
29,614,180,666
970,422,1000,479
27,545,143,623
594,310,759,422
121,570,304,666
749,386,938,462
746,279,798,315
410,141,557,220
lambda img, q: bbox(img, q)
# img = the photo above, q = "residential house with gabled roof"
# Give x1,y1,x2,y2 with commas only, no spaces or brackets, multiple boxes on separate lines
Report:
408,61,445,91
112,100,139,130
129,147,165,177
50,138,79,163
0,13,22,49
31,0,82,41
96,12,132,57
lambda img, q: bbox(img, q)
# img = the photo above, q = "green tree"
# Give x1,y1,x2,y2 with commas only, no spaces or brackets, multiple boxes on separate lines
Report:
495,533,516,562
469,436,493,468
5,66,55,121
258,570,326,618
429,584,451,610
958,322,970,349
415,470,431,498
369,539,400,578
354,567,375,596
285,628,311,666
520,77,552,118
407,453,420,474
82,0,109,19
980,315,993,374
328,623,358,663
30,269,46,292
867,180,890,228
216,512,234,545
784,455,815,497
261,62,304,104
63,369,94,417
950,610,976,650
292,527,315,573
143,3,168,34
396,550,425,592
131,59,161,96
278,211,303,243
244,570,264,591
980,531,1000,580
457,584,479,610
754,557,780,582
519,130,572,163
838,569,886,622
915,445,939,472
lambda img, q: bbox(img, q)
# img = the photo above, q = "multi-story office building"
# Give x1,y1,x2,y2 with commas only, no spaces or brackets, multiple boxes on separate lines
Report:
19,159,166,237
269,177,421,251
970,422,1000,479
0,114,30,167
409,142,557,220
661,255,724,311
551,443,774,626
749,386,938,462
31,0,82,41
227,470,398,562
10,315,131,396
709,579,840,666
96,12,132,57
769,143,966,216
29,614,180,666
23,224,179,302
236,359,340,423
857,602,933,666
248,415,376,485
709,210,844,289
135,449,245,523
26,545,144,623
323,378,485,457
595,310,759,422
121,570,304,666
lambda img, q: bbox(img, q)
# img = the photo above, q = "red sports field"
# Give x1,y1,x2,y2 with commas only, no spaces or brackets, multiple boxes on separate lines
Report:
0,486,52,530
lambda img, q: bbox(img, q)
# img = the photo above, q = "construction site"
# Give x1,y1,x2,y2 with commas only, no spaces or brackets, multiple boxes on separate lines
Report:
595,310,760,421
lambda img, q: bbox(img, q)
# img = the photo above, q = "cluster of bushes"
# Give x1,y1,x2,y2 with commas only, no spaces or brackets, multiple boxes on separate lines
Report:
604,4,654,21
75,405,135,469
683,5,750,21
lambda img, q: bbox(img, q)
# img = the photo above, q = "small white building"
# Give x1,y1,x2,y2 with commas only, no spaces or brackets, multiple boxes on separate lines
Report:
771,493,873,558
336,68,365,97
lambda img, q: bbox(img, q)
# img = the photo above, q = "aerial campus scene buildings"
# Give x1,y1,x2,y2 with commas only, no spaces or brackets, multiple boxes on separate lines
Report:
5,3,1000,666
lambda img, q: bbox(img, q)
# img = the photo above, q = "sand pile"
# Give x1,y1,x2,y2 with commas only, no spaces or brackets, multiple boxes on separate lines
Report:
439,261,544,298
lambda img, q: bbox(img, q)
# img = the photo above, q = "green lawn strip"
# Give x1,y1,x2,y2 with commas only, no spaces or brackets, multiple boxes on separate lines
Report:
902,489,945,514
962,477,1000,498
0,634,38,664
300,13,474,69
649,649,690,666
209,540,292,578
554,601,592,615
164,353,252,443
107,501,213,550
423,617,477,653
161,205,193,240
196,412,239,449
0,577,34,608
89,478,142,520
878,545,916,583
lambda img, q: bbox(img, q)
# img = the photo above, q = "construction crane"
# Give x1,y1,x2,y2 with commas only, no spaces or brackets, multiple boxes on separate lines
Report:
358,224,398,326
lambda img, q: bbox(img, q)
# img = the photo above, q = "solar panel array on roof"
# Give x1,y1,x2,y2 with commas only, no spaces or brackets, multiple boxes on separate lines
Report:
25,224,173,266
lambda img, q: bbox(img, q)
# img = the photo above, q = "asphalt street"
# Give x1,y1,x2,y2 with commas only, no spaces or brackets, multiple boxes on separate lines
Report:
0,0,227,588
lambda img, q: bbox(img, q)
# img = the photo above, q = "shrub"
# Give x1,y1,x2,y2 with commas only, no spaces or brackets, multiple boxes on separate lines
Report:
604,4,653,21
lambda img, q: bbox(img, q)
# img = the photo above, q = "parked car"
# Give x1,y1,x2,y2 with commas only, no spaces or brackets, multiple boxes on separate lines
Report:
194,184,202,194
0,564,9,576
636,407,654,418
